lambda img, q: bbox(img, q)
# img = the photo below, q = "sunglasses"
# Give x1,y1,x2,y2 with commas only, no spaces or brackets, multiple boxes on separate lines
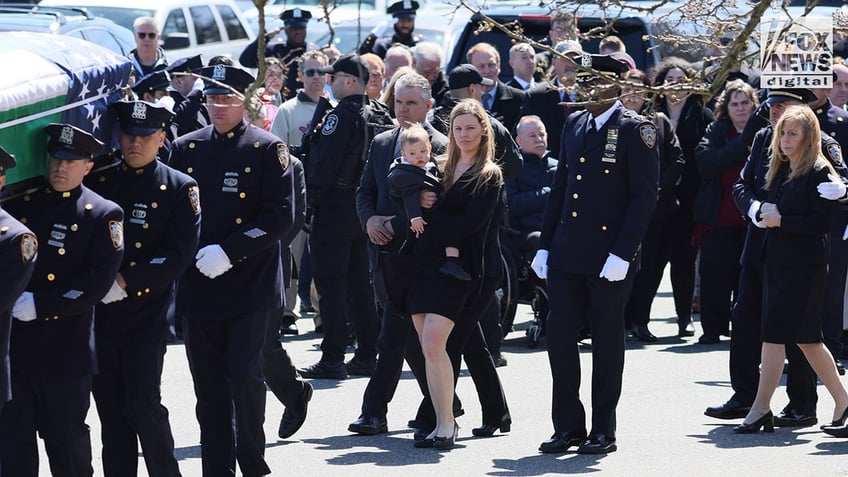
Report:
137,32,158,39
303,69,323,78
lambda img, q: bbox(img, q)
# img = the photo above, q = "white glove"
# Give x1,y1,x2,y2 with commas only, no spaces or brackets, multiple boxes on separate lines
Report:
599,253,629,282
12,292,36,322
747,200,767,229
101,280,128,304
195,244,232,279
531,249,549,279
818,174,847,200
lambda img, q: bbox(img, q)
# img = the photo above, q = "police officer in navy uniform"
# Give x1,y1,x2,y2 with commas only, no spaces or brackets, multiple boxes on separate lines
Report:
298,54,394,379
86,100,198,477
706,88,848,423
360,0,421,59
166,55,209,140
0,146,37,421
239,8,312,101
168,65,295,477
0,124,124,476
532,54,659,454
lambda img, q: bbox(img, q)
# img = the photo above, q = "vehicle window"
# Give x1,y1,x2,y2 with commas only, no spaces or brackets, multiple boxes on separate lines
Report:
66,29,86,42
217,5,248,41
78,7,154,31
79,28,126,56
190,6,222,44
163,9,189,39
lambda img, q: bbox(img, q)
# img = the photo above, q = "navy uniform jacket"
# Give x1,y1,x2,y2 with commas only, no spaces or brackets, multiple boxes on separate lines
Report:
371,33,419,59
87,159,201,343
356,123,448,270
814,98,848,232
732,126,846,269
505,150,557,233
169,121,295,318
4,183,124,377
171,89,210,139
539,104,659,274
306,94,394,208
239,39,307,101
0,209,37,401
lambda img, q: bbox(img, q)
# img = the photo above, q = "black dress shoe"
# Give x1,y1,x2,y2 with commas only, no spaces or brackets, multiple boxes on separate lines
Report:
733,411,775,433
280,317,299,336
433,422,459,450
632,324,657,342
577,433,617,454
821,405,848,429
413,430,434,448
678,320,696,337
348,415,388,435
278,382,313,439
538,431,587,453
774,409,817,427
298,361,348,380
493,354,508,367
472,416,511,437
439,261,471,281
345,357,377,377
823,425,848,437
704,399,751,419
837,360,846,376
697,333,720,344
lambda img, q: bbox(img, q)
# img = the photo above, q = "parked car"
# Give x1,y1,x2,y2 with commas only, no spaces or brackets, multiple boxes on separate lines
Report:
38,0,255,63
0,3,135,56
447,5,662,82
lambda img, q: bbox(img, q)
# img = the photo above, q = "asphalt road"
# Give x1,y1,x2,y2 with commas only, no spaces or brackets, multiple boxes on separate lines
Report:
34,272,848,476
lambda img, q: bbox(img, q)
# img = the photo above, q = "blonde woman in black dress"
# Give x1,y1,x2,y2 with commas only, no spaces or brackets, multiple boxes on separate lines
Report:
406,99,502,449
734,105,848,433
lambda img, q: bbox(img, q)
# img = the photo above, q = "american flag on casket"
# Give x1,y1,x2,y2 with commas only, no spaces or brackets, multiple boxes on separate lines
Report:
0,31,131,186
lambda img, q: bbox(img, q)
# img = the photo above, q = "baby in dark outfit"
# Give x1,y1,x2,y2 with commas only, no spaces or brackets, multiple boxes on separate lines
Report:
387,124,470,281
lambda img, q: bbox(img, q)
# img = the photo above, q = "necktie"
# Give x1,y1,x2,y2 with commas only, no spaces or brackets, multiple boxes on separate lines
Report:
482,92,492,111
587,118,597,134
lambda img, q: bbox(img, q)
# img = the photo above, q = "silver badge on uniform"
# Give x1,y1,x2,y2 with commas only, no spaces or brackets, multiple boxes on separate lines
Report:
212,64,227,81
322,114,339,135
60,126,74,145
222,172,239,192
132,102,147,120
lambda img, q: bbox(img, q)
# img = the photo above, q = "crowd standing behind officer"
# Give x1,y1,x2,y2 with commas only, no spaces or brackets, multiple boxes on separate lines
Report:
86,100,199,477
168,65,295,476
1,124,124,476
240,8,314,101
0,146,36,431
129,16,168,82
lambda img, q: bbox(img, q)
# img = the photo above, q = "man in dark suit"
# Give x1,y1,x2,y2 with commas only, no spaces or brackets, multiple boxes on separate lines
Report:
519,40,583,159
506,43,537,91
168,65,295,476
467,42,527,134
532,54,659,454
0,147,37,423
1,124,124,476
166,55,209,140
350,72,446,435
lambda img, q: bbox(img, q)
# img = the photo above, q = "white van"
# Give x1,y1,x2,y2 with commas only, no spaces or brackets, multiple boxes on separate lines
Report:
38,0,256,64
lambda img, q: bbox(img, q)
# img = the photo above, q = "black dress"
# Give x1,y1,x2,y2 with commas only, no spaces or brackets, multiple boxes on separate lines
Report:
762,162,833,344
405,172,501,320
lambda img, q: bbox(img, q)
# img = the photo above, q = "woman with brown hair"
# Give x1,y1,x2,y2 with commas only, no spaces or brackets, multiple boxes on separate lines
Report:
734,105,848,433
405,99,502,449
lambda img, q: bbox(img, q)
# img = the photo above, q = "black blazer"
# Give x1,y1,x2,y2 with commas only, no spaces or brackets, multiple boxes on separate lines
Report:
762,162,833,267
488,80,527,134
519,82,577,159
693,117,748,226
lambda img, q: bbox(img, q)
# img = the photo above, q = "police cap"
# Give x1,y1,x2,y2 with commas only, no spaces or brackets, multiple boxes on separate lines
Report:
199,65,256,95
166,54,203,74
280,8,311,28
575,53,630,82
318,54,370,82
0,145,15,175
387,0,418,18
448,64,494,90
113,100,175,136
45,123,104,160
765,88,817,104
133,70,171,95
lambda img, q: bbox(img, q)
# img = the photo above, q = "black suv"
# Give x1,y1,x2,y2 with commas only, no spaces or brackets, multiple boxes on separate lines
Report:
0,3,135,56
447,7,662,81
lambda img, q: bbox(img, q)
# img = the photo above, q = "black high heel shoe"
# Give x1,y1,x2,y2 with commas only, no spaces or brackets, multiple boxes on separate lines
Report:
733,411,775,434
434,422,459,450
822,406,848,429
472,416,511,437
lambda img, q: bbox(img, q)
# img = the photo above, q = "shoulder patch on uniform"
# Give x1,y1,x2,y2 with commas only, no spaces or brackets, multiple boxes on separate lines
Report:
188,186,201,214
827,143,843,166
277,143,290,171
109,220,123,249
20,233,37,262
321,114,339,135
639,124,657,149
